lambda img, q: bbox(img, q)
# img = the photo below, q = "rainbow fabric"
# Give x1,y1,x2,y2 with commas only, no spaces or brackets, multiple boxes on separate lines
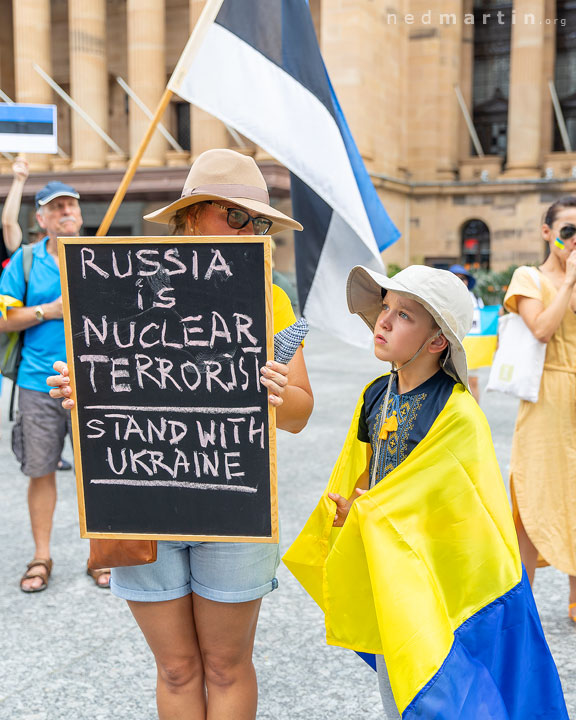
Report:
284,380,567,719
462,304,500,370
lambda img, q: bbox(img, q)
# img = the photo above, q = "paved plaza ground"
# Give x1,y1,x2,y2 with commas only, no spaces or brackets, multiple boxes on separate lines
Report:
0,328,574,719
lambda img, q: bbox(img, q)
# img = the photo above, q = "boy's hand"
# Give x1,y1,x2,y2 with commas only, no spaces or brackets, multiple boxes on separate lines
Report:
328,489,367,527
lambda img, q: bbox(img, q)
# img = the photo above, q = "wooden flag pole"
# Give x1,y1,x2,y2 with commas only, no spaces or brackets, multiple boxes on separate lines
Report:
97,0,226,237
96,87,173,236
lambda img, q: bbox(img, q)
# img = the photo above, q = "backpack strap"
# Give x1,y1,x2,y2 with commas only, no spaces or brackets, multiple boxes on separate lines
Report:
21,243,34,300
9,244,35,421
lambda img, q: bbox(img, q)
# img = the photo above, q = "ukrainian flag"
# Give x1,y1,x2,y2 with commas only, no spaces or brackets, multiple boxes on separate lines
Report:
463,305,500,370
284,381,567,718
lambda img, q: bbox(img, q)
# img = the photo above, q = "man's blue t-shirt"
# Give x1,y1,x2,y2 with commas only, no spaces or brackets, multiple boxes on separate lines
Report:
0,238,64,393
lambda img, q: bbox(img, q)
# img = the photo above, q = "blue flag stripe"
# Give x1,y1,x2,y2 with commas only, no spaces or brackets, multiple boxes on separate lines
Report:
404,571,568,719
215,0,336,121
0,105,54,123
327,78,401,253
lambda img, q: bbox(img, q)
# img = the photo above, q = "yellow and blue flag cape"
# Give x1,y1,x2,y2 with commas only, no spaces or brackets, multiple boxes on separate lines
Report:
284,380,567,718
463,304,500,369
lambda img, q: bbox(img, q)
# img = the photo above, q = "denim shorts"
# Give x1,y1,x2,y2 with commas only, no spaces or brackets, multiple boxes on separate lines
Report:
110,539,281,604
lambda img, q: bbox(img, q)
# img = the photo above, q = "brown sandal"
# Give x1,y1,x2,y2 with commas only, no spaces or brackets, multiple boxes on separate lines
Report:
20,558,53,593
86,565,111,589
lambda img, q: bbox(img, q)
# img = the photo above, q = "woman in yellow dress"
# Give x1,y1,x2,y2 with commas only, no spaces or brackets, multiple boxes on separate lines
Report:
504,195,576,621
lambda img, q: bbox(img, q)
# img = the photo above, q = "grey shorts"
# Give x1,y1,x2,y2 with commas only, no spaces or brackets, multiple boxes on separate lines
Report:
12,387,72,477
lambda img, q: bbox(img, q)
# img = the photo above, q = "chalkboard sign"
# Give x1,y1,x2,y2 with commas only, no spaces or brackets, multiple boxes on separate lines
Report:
59,237,277,542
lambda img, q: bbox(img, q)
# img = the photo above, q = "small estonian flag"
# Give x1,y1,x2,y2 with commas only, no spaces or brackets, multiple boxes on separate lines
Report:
0,104,57,154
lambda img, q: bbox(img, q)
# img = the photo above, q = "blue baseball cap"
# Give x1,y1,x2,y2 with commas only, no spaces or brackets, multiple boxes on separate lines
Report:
449,264,476,291
35,181,80,209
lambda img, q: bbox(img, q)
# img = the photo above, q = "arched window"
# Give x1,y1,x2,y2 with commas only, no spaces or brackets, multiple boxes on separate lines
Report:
461,219,491,269
472,1,512,156
553,1,576,151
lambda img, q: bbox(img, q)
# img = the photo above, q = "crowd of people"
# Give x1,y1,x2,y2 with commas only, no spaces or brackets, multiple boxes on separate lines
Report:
0,148,574,718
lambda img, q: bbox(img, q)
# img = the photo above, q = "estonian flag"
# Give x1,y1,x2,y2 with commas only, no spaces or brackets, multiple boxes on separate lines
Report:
168,0,400,346
0,104,57,154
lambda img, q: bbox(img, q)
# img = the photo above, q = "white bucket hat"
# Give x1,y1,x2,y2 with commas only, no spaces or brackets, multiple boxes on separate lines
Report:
144,148,303,234
347,265,474,388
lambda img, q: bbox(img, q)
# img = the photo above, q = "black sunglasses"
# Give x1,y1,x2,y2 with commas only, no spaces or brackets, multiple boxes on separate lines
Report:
559,224,576,241
207,201,273,235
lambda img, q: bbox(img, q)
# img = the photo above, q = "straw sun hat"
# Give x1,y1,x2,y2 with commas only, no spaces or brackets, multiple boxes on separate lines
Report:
347,265,474,388
144,148,303,234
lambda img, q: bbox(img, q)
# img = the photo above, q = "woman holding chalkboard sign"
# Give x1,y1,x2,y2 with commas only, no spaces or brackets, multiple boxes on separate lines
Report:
48,149,313,720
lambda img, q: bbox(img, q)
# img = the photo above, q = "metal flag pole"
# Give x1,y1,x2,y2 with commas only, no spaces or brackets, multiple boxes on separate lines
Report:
549,80,572,153
116,76,184,153
33,64,124,156
96,87,172,236
454,84,485,158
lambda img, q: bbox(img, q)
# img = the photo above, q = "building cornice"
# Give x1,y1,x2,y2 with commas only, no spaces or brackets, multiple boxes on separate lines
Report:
370,172,576,197
0,162,292,204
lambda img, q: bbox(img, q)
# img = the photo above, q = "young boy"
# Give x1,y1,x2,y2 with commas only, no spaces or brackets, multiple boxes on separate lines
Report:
284,265,567,720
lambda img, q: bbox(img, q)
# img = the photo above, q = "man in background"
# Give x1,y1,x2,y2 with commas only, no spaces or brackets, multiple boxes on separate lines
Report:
0,182,109,591
1,159,72,471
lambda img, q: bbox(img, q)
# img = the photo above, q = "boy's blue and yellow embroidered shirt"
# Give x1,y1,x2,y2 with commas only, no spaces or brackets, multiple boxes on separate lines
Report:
284,378,567,719
358,370,455,482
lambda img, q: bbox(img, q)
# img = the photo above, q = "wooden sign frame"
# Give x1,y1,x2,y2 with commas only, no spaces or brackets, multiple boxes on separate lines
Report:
59,236,278,543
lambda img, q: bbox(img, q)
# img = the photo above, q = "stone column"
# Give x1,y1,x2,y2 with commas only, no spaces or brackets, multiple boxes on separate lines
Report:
127,0,167,166
504,0,547,177
68,0,108,169
400,0,465,180
12,0,52,170
434,3,463,180
458,0,475,161
189,0,229,157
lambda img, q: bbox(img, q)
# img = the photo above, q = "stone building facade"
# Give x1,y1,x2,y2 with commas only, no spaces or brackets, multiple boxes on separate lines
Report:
1,0,575,274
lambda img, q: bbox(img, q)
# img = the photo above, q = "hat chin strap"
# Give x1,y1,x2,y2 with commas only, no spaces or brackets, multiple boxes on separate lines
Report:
383,328,443,413
390,327,443,376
